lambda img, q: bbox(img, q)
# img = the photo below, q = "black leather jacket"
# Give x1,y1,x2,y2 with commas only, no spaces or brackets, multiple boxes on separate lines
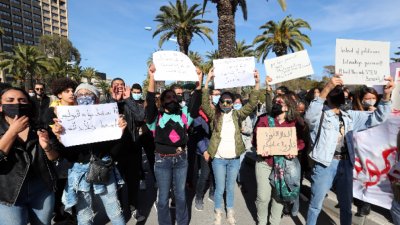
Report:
0,119,63,206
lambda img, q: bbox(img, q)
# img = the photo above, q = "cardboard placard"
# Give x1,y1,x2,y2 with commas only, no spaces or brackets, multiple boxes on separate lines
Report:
256,127,297,155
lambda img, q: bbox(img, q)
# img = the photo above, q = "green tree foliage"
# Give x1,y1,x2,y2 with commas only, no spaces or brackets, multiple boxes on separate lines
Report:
0,44,49,89
235,40,254,57
392,47,400,62
253,15,311,61
82,67,98,84
39,34,81,64
153,0,213,55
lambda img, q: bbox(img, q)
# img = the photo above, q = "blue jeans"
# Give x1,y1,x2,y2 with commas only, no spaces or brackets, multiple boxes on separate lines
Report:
391,200,400,225
154,152,188,225
195,154,211,200
212,157,240,210
0,175,55,225
306,159,353,225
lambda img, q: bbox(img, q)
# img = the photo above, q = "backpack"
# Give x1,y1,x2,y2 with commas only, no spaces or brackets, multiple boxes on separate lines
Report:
267,116,301,203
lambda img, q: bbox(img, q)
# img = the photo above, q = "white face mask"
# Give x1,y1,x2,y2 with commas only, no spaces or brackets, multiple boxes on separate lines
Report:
28,93,35,97
362,99,376,107
179,101,186,108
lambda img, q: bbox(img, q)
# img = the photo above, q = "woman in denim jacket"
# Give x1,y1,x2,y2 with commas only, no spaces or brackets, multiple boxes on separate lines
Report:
305,75,394,225
0,87,62,225
52,83,128,225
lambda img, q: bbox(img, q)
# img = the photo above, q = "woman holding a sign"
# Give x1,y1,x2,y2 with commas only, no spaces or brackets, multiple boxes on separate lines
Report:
253,93,305,225
146,64,203,225
52,83,128,225
201,68,260,225
0,87,63,225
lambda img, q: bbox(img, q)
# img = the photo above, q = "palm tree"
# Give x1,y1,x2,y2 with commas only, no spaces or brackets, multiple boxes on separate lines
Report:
96,80,110,97
391,47,400,62
253,15,311,61
0,44,49,89
235,40,254,57
82,67,98,84
188,51,204,67
69,64,83,82
153,0,214,55
202,0,286,58
48,57,68,79
203,49,220,75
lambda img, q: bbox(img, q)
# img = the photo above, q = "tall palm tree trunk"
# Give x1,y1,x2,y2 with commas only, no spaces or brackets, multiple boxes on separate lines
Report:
217,0,236,58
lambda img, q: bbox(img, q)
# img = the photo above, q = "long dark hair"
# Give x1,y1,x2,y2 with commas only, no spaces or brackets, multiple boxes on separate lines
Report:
353,86,379,111
273,94,298,122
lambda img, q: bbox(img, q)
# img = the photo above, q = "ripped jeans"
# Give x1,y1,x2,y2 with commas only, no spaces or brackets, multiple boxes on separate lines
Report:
62,162,125,225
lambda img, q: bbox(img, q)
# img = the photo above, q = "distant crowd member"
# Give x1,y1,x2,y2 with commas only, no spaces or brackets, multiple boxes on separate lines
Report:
30,82,50,127
305,75,394,225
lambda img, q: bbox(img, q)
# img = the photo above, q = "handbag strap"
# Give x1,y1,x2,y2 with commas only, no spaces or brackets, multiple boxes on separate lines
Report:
313,112,325,149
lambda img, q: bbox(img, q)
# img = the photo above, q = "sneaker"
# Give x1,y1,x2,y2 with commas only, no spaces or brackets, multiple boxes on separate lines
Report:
140,180,147,190
132,209,145,222
194,198,204,211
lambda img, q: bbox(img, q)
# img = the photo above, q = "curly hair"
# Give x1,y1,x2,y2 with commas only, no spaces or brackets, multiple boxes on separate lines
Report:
51,78,78,96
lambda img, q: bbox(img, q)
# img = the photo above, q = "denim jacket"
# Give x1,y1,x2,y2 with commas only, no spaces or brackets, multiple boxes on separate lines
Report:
305,97,391,167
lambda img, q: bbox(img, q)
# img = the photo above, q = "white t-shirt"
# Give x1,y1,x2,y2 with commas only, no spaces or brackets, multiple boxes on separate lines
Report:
215,111,237,159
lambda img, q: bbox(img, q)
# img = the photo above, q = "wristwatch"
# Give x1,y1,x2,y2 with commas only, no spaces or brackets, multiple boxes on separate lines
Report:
0,150,7,162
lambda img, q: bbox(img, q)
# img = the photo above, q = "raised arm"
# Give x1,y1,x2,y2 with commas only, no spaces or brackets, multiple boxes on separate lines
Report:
145,64,158,124
201,68,216,120
188,67,204,118
237,69,260,120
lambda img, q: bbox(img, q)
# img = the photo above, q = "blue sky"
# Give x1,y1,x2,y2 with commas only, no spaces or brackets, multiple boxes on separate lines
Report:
68,0,400,86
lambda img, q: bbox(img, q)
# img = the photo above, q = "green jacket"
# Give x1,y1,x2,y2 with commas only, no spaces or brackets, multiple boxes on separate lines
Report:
201,88,260,158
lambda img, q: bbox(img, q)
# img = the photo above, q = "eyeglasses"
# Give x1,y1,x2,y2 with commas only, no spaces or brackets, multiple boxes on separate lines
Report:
35,88,43,91
76,93,95,98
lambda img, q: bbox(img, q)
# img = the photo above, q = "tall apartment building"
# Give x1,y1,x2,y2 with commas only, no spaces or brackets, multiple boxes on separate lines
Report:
0,0,68,52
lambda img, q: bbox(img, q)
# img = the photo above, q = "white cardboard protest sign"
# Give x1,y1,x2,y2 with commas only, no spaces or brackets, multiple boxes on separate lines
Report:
264,50,314,85
153,51,198,81
57,103,122,147
392,68,400,111
213,57,255,89
256,127,298,156
335,39,390,85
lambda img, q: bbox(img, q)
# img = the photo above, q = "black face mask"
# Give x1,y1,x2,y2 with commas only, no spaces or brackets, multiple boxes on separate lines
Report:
164,101,180,114
176,95,183,103
1,104,32,118
271,103,283,117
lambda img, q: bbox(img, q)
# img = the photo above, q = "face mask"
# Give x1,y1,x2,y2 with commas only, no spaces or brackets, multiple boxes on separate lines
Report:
165,101,180,114
233,103,242,110
28,93,35,97
132,93,142,101
362,99,376,108
76,96,95,105
212,95,220,105
179,101,186,108
271,103,283,117
221,107,232,113
1,104,31,118
176,95,183,103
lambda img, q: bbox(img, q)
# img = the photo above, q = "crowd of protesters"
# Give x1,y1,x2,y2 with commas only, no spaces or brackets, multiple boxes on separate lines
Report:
0,62,398,225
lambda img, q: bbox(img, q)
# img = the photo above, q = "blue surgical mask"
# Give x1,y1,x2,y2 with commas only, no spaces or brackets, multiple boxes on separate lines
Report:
212,95,220,105
132,93,142,101
233,103,242,110
76,96,95,105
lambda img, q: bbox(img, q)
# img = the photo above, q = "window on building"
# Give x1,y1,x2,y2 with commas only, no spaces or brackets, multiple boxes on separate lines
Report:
33,13,41,19
24,18,32,23
25,40,34,45
52,13,58,17
13,22,23,27
44,17,50,21
43,10,50,15
3,27,12,32
25,26,33,30
12,14,22,20
11,0,20,4
52,6,57,11
4,43,14,48
13,30,23,35
0,2,10,8
3,35,13,40
11,6,22,12
44,24,51,28
22,3,31,8
0,11,11,16
14,37,24,43
60,22,67,27
0,18,12,25
61,29,67,33
60,9,66,14
60,1,65,7
33,6,40,11
25,33,33,38
52,27,59,31
44,31,52,35
23,10,31,16
34,28,42,33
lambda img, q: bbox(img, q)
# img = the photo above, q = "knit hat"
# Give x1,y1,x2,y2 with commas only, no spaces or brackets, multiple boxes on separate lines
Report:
74,83,100,98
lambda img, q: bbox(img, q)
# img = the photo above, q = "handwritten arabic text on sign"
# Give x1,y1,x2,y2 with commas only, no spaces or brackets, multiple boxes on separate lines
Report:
256,127,297,156
57,103,122,147
213,57,255,89
264,50,314,85
153,51,198,81
335,39,390,85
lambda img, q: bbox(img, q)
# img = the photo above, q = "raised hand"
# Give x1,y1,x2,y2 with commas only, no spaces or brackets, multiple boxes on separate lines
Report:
8,116,29,135
37,129,50,151
123,86,131,99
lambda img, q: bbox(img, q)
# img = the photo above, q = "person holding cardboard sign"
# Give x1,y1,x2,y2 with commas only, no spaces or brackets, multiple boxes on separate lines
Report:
201,67,260,225
305,74,394,225
253,92,305,225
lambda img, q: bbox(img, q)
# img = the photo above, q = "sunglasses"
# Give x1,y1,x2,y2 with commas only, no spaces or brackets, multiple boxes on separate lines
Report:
220,99,233,106
35,88,43,91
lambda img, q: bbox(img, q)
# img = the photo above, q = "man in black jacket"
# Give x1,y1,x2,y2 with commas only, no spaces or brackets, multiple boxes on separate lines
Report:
30,83,50,127
102,78,146,222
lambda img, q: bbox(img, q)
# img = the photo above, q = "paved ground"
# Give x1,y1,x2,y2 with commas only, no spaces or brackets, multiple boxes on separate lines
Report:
54,152,395,225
